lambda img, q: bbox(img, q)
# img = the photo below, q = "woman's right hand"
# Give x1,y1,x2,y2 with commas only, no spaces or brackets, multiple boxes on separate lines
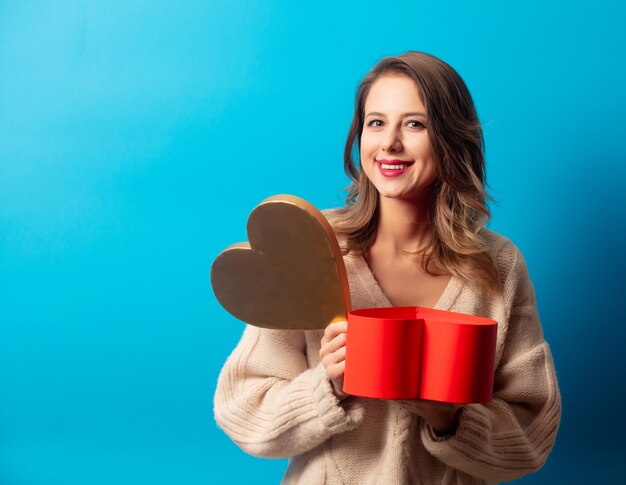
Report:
319,320,349,400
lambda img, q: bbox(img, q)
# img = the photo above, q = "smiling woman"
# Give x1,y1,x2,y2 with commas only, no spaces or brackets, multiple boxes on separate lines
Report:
333,53,498,292
214,51,561,484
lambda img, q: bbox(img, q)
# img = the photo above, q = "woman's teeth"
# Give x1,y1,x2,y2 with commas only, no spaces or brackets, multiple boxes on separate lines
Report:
380,163,409,170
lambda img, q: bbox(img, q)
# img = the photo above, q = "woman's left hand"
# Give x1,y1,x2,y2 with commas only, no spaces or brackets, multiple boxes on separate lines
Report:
397,399,463,436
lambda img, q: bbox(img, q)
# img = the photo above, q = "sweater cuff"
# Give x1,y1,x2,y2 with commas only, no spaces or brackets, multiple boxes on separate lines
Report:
310,363,365,433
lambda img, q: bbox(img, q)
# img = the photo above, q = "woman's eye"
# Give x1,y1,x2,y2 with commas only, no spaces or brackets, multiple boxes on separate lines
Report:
406,120,426,129
367,119,384,127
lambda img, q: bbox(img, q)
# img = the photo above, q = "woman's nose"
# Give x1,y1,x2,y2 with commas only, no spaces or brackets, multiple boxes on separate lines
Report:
381,129,402,152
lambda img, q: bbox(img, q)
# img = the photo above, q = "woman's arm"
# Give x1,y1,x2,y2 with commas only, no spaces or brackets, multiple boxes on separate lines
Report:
419,244,562,482
213,325,365,459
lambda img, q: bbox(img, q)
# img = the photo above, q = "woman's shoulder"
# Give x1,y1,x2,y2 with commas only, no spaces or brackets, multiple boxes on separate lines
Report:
480,228,538,310
479,227,526,280
480,226,513,253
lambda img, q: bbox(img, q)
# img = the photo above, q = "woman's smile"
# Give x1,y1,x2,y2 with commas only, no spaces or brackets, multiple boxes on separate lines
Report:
376,159,415,177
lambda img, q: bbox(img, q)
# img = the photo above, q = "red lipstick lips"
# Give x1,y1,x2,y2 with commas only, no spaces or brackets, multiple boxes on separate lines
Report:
376,159,414,177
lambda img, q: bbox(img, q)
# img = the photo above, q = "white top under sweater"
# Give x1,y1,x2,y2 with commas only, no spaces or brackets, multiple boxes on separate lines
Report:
213,228,562,484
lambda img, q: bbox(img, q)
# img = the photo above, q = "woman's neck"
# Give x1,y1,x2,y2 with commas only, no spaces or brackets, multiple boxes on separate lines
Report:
373,195,434,256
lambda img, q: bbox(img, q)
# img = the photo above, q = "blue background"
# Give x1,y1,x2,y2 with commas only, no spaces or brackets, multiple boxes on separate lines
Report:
1,1,625,483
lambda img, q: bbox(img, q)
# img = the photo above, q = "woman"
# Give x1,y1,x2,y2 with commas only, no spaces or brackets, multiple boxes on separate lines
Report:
214,51,561,484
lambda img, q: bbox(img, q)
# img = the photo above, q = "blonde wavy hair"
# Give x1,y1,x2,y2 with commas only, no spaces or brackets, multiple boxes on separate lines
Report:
329,51,499,291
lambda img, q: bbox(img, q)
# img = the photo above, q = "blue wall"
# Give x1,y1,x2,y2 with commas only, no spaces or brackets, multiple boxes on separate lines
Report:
1,1,624,483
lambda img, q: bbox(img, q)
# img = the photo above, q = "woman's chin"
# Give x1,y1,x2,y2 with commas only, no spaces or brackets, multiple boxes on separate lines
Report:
377,185,416,199
374,179,436,202
378,190,406,200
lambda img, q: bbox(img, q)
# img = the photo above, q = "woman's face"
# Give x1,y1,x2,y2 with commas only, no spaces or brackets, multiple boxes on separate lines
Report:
360,74,437,202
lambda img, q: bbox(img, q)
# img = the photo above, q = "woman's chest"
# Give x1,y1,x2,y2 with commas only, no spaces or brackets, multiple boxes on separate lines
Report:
367,257,452,308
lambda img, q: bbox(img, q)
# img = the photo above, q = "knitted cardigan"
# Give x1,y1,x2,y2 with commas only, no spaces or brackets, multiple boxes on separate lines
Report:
213,228,561,484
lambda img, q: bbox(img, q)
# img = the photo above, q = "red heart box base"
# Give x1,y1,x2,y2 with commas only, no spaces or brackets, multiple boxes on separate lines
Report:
343,307,498,403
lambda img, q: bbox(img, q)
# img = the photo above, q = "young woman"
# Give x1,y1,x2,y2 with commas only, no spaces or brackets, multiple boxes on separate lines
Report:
214,51,561,484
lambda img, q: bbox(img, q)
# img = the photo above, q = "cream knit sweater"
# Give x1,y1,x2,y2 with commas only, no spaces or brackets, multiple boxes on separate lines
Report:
213,228,561,484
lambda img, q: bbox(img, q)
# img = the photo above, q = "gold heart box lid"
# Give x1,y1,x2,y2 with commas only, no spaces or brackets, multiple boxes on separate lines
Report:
211,195,352,330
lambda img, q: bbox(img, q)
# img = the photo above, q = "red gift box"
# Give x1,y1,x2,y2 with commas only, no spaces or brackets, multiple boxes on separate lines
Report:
343,307,498,403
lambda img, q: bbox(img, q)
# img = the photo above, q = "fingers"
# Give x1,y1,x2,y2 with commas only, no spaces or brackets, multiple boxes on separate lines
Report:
323,331,347,355
319,320,348,359
321,320,347,344
319,322,348,361
320,320,348,385
323,344,346,363
320,340,347,371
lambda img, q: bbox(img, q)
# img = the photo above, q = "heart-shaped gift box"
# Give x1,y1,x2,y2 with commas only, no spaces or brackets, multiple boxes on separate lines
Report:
211,195,351,330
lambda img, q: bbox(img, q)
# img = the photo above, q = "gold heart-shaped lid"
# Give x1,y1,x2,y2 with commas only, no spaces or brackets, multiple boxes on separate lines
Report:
211,195,351,329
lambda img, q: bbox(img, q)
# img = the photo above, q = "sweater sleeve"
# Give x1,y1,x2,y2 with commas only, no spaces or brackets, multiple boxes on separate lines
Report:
213,325,365,458
420,244,562,482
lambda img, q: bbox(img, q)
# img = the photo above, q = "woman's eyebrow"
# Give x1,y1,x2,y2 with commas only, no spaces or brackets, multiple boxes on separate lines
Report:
365,111,427,118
